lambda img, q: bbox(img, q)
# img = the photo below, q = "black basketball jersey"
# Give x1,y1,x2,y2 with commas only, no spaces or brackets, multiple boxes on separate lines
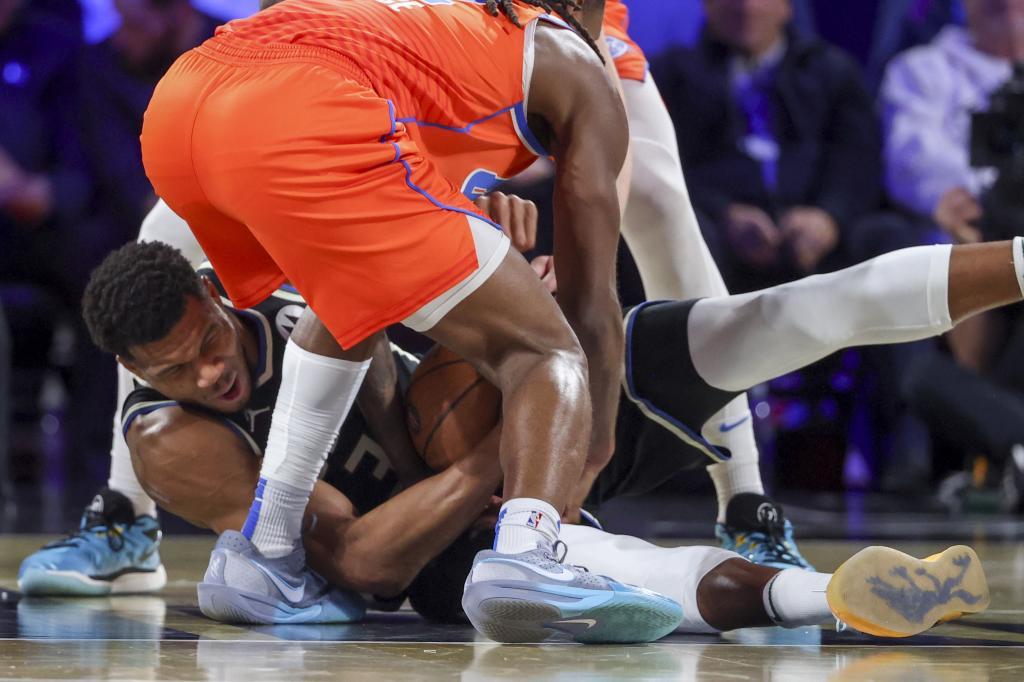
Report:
121,265,419,515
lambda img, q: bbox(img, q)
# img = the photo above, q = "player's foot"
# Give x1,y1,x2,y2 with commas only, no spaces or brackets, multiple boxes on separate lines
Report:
715,493,813,570
197,530,365,625
18,488,167,596
461,545,683,644
827,545,989,637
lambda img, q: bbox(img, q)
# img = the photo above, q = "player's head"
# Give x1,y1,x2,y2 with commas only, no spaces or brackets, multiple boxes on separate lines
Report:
703,0,792,59
83,241,253,413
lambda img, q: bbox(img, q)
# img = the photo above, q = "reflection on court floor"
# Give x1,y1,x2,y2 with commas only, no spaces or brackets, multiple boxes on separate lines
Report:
1,537,1023,680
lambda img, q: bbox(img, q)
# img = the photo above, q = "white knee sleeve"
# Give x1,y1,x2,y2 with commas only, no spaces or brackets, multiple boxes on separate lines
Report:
689,245,954,392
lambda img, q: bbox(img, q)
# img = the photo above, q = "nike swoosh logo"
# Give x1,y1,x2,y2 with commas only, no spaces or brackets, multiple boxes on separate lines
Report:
719,416,751,433
553,618,596,629
483,558,576,583
251,561,305,603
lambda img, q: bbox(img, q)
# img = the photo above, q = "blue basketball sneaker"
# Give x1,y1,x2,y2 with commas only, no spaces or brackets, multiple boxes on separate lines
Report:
18,488,166,596
715,493,814,571
197,530,366,625
462,544,683,644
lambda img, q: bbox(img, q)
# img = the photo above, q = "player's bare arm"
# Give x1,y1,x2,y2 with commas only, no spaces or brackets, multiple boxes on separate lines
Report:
126,407,502,596
529,21,629,476
356,334,432,486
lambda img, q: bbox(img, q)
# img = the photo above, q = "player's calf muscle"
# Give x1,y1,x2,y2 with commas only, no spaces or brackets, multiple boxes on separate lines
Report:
696,559,779,631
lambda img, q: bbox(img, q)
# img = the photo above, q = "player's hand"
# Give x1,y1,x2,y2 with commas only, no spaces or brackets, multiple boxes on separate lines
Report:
723,203,782,267
473,495,503,532
474,191,538,252
530,255,558,295
779,206,840,272
934,187,983,244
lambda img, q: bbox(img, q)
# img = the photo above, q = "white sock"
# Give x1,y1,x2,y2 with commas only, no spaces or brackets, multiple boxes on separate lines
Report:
1013,236,1024,298
244,339,370,557
762,568,833,628
493,498,560,554
703,396,765,523
109,364,157,518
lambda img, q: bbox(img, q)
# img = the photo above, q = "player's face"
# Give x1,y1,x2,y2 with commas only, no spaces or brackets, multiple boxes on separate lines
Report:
121,287,253,413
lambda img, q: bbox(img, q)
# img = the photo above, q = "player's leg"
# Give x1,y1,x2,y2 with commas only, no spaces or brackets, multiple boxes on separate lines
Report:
18,362,164,595
619,76,772,547
139,48,373,622
624,242,1023,496
16,201,201,597
559,524,988,636
687,241,1024,394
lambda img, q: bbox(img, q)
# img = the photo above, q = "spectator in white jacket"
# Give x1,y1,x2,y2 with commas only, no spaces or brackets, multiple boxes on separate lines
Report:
880,0,1022,245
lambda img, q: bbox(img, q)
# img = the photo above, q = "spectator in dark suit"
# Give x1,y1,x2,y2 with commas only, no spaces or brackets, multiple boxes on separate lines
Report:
75,0,220,277
0,0,91,296
651,0,882,294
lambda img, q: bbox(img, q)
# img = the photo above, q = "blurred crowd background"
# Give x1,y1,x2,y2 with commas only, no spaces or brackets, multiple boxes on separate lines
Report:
2,0,1024,521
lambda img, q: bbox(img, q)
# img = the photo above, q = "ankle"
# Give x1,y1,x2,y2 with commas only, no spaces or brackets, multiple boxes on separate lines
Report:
493,498,560,554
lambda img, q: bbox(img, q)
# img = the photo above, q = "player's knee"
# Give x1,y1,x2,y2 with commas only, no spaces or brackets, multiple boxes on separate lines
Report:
495,320,588,395
516,344,589,402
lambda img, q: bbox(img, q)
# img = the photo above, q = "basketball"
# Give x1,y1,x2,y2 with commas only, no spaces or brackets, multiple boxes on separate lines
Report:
405,345,502,471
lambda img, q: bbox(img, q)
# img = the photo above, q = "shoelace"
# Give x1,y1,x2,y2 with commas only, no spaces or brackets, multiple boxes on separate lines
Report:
759,521,800,565
551,539,591,573
45,511,126,552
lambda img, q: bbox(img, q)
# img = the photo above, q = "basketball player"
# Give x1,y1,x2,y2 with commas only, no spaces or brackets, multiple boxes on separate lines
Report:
25,239,1000,638
136,0,667,642
23,1,810,618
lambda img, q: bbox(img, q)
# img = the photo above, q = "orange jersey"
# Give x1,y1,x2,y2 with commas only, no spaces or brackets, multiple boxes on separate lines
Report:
602,0,647,82
218,0,560,198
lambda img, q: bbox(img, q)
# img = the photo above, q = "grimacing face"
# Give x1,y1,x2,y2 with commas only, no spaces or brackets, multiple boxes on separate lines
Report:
119,279,253,414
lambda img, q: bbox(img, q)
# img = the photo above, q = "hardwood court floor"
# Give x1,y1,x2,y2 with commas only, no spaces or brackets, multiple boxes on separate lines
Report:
1,536,1022,680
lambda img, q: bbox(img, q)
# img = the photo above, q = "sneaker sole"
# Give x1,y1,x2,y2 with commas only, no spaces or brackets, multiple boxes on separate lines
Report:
197,582,364,625
826,545,989,637
462,581,683,644
18,565,167,597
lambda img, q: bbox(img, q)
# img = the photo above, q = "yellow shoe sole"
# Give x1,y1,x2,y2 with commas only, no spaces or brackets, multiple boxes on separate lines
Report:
826,545,989,638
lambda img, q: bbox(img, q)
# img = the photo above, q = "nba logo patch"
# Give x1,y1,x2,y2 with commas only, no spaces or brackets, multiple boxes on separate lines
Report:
527,511,544,528
605,36,631,59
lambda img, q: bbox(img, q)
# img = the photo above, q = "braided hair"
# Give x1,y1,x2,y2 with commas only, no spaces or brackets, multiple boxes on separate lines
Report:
484,0,604,62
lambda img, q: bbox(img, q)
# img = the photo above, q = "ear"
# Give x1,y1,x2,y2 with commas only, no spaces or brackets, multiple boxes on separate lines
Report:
201,275,221,301
116,354,142,379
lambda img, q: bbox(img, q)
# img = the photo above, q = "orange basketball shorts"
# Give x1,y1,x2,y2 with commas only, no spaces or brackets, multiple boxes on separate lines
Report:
141,37,508,348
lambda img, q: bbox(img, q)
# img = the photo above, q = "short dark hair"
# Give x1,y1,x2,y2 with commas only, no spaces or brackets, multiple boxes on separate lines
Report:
82,241,205,358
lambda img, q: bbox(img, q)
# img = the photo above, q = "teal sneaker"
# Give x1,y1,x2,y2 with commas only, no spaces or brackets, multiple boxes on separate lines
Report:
462,544,683,644
715,493,814,571
18,489,166,596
